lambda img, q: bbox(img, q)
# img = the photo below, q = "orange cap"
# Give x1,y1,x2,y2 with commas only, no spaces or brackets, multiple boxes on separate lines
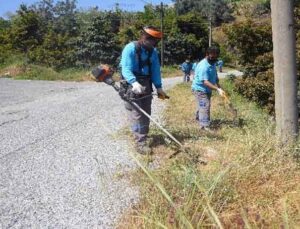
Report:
143,27,163,39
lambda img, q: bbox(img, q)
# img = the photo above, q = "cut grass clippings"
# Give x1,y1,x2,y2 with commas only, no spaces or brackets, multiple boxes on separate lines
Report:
118,79,300,228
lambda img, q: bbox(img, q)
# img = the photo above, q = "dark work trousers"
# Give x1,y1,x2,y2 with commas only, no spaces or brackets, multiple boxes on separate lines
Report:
124,78,153,143
193,90,211,127
183,73,190,82
125,96,152,143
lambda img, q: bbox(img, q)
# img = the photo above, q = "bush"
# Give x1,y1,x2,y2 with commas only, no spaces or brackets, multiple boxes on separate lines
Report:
232,0,270,18
29,31,76,69
222,4,300,115
222,20,275,113
242,52,273,78
234,69,274,114
222,20,272,66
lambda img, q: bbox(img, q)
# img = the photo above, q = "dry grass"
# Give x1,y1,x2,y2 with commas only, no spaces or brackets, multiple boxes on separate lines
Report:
0,63,181,81
161,65,182,78
0,63,93,81
118,80,300,228
0,64,25,78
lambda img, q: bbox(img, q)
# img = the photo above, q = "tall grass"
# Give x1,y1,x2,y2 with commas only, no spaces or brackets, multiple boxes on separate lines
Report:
0,62,92,81
0,54,25,69
0,57,180,81
119,80,300,228
15,65,91,81
161,65,182,78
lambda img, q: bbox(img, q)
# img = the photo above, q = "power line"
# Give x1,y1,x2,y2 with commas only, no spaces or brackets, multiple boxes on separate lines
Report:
139,0,152,5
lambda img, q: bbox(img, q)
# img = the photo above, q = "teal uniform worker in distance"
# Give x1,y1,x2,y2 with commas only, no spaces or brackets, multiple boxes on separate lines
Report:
217,59,224,72
181,59,193,82
120,26,168,154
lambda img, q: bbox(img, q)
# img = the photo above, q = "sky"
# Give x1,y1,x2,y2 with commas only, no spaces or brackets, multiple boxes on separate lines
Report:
0,0,173,18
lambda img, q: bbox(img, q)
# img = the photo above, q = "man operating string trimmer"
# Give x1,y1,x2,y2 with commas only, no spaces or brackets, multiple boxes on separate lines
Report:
120,26,169,155
93,28,236,158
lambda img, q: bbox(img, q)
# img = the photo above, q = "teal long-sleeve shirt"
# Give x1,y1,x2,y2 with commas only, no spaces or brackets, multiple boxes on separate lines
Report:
120,42,162,89
192,58,218,94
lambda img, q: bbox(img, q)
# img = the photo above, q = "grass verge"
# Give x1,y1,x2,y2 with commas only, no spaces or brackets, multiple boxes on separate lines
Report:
0,62,181,81
118,79,300,228
0,63,92,81
161,65,182,78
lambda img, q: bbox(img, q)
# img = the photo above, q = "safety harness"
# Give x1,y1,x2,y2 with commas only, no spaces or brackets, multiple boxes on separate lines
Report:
120,41,154,98
133,41,153,79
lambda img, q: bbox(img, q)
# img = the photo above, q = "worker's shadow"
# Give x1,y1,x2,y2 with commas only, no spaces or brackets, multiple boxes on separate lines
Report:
149,133,167,147
149,127,225,148
210,118,245,130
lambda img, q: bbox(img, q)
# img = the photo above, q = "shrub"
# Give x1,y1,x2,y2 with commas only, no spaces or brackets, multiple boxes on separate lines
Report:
242,52,273,78
234,69,274,114
223,20,273,66
222,5,300,115
222,20,275,113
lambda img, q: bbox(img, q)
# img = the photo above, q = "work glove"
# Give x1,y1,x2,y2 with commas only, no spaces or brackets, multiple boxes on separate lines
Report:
132,82,145,94
157,88,169,100
217,88,226,97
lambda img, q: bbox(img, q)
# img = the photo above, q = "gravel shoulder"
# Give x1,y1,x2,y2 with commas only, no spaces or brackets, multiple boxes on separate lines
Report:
0,77,181,228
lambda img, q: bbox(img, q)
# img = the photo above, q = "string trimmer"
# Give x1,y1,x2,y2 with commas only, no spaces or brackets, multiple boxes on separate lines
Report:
91,65,205,163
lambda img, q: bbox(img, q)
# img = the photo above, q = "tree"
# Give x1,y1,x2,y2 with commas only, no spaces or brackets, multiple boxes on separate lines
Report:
164,33,206,64
176,12,208,40
30,30,75,69
223,20,272,66
75,14,121,67
0,18,12,64
173,0,234,25
76,7,101,34
118,26,139,47
27,0,79,68
53,0,78,36
0,17,10,32
32,0,55,25
163,12,208,64
10,5,43,56
231,0,270,18
107,10,122,34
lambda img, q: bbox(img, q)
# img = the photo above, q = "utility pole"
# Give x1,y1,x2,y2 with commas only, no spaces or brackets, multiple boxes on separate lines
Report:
115,2,120,11
209,16,212,46
160,2,164,67
271,0,298,143
208,0,212,46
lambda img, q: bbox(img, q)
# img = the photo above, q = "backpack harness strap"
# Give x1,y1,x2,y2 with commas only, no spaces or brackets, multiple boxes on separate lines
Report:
133,41,153,79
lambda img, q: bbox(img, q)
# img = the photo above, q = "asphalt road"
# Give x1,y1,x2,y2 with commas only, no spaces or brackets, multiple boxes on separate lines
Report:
0,77,181,228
